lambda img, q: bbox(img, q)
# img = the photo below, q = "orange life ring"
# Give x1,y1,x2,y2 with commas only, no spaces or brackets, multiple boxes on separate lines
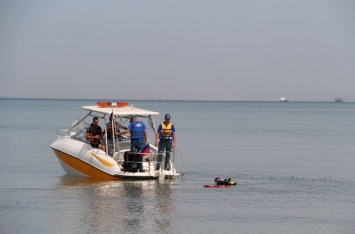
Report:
117,101,128,107
97,101,112,107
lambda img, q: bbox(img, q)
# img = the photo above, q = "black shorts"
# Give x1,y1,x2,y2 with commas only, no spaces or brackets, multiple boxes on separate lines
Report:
90,140,101,148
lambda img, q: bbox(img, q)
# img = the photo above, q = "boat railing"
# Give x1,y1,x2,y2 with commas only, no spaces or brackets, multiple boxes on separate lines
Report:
169,149,186,176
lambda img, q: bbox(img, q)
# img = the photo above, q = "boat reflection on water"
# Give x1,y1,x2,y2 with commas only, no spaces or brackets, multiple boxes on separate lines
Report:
57,176,111,187
56,175,175,233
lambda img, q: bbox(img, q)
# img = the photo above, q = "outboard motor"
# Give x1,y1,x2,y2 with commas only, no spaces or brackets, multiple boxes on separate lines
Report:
123,151,141,172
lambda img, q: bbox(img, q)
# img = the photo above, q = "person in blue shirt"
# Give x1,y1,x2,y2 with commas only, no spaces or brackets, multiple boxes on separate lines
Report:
120,115,147,172
155,113,176,170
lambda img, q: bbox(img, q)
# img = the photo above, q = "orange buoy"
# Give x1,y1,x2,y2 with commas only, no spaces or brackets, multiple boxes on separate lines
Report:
117,101,128,107
97,101,112,107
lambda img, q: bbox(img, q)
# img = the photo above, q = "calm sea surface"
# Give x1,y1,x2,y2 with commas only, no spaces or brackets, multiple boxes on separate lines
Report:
1,98,355,234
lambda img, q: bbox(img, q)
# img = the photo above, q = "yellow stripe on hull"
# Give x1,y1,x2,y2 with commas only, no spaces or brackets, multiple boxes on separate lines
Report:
90,152,116,167
52,149,118,180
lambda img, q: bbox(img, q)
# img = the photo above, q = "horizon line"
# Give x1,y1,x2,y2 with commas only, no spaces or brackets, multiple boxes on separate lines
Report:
0,97,352,103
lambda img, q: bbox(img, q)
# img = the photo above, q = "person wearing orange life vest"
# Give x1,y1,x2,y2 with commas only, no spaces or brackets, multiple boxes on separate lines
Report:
155,113,176,170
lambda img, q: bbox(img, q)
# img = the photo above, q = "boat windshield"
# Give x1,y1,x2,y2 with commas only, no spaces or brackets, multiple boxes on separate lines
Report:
69,119,90,143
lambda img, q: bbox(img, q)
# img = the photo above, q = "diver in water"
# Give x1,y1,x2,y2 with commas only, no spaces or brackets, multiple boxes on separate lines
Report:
214,177,237,186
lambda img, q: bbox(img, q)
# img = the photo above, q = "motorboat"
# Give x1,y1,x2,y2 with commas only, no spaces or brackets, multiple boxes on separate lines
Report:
334,98,347,103
50,101,185,180
279,96,289,102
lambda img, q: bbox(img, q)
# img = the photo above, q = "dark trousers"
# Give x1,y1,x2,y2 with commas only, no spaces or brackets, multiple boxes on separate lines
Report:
131,139,144,172
157,140,172,170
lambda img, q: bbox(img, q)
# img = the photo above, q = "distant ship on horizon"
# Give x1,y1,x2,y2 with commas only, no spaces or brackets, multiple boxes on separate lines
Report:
334,98,348,103
279,96,289,102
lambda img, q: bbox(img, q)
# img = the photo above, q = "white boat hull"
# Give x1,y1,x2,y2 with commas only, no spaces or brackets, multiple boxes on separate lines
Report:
50,136,180,180
50,136,160,180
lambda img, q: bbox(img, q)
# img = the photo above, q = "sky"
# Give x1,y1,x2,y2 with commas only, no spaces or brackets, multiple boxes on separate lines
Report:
1,0,355,101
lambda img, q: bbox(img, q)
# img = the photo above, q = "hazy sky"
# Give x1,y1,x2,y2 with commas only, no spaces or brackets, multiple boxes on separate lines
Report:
1,0,354,101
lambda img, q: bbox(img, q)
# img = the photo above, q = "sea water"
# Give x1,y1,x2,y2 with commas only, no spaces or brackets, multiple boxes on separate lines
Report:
0,98,355,234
